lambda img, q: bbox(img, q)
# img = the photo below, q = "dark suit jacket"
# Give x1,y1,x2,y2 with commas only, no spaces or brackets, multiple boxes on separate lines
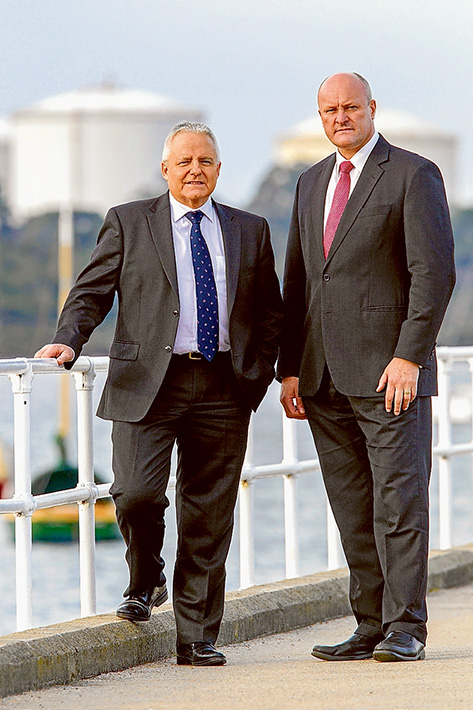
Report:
278,135,456,397
53,192,282,420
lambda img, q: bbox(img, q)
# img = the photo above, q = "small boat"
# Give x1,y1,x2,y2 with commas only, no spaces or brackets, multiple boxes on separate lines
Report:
6,435,120,543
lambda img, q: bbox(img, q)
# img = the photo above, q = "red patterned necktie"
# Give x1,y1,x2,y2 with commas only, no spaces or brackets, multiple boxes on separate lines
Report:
323,160,354,259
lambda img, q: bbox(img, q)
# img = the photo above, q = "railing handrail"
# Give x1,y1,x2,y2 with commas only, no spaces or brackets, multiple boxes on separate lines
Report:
0,346,472,631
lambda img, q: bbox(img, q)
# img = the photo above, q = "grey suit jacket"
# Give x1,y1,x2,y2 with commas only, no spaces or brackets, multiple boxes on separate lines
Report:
278,135,456,397
53,192,282,420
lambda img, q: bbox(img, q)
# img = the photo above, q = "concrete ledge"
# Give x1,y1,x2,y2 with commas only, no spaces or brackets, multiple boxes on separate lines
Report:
1,544,473,697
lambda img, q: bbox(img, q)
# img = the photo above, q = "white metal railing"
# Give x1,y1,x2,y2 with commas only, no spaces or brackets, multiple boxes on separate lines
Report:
0,347,472,631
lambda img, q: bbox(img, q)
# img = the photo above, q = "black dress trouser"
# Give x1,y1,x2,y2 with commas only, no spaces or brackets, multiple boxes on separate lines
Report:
110,352,251,645
303,368,432,644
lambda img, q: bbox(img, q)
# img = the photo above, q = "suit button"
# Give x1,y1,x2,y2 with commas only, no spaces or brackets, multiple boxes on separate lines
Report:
165,346,172,353
323,274,330,282
172,310,179,317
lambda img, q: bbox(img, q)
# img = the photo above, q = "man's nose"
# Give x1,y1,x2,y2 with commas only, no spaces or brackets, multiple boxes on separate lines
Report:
335,109,349,123
190,160,202,174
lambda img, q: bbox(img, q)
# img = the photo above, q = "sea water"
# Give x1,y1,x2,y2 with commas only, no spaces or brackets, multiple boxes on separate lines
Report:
0,371,471,635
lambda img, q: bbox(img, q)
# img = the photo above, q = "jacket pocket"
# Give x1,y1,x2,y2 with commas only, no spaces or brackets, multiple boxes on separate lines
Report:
363,305,407,312
357,204,392,217
109,341,140,360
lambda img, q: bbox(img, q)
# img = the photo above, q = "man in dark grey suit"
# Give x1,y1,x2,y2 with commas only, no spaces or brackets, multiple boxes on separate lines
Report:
279,73,455,662
36,122,282,666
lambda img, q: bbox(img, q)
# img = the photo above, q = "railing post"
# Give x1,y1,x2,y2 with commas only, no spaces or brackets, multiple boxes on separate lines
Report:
437,355,453,549
240,418,255,589
9,361,34,631
327,501,345,570
282,416,299,579
73,361,98,617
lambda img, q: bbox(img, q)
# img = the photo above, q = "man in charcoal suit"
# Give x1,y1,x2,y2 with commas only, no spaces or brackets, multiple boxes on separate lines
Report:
36,121,282,666
279,73,455,661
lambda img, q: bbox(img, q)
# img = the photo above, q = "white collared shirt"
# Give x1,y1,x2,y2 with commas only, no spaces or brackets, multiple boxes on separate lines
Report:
169,193,230,354
324,132,380,228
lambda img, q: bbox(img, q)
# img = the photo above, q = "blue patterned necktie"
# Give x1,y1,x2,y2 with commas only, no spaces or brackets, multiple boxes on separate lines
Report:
185,210,219,361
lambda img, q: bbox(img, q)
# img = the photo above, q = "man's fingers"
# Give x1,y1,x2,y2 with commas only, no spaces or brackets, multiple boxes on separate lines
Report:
393,389,404,416
34,344,74,364
384,383,395,413
280,377,307,420
376,371,388,393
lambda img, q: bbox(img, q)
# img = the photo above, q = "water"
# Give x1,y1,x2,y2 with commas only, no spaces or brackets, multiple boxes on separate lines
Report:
0,371,472,635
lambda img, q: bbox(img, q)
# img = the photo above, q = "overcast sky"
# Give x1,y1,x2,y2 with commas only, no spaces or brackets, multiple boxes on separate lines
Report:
1,0,472,206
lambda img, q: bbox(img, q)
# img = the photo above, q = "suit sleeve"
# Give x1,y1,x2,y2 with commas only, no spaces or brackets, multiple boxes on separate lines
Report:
253,218,283,368
52,208,123,361
393,161,456,366
277,176,307,379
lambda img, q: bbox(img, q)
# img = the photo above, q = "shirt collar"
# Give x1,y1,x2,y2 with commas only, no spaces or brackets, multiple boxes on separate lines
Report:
169,193,215,224
335,131,379,173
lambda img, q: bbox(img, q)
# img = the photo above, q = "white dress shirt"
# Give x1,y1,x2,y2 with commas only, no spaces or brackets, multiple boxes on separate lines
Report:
169,194,230,354
324,132,380,228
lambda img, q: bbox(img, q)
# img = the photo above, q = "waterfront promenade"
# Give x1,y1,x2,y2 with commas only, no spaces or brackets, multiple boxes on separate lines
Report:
1,545,473,707
4,582,472,710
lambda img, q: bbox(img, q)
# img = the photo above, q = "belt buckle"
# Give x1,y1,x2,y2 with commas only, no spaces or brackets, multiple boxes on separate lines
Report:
188,352,202,360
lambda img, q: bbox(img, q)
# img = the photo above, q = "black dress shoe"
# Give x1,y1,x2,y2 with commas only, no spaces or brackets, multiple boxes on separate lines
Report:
373,631,425,662
176,642,226,666
116,584,168,622
311,632,383,661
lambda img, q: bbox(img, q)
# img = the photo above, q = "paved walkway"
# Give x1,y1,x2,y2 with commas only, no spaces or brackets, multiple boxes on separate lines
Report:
3,583,473,710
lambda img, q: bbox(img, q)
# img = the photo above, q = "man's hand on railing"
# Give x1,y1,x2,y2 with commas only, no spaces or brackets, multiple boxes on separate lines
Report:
34,344,75,366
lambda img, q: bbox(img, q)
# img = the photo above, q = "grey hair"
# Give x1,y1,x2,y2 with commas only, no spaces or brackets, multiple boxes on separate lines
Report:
161,121,220,161
318,72,373,102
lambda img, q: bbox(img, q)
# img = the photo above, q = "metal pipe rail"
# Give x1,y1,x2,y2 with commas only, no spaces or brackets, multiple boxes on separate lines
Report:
0,347,472,631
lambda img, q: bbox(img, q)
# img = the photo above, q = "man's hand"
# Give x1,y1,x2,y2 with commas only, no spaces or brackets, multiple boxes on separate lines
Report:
34,344,74,366
280,376,307,420
376,357,420,415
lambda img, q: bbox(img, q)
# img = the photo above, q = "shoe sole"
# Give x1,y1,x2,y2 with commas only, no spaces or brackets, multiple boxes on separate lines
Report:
311,650,373,661
373,649,425,662
116,588,169,622
176,656,226,667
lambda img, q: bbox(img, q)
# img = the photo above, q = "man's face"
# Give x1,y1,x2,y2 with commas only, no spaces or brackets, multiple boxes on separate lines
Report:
161,132,221,208
318,74,376,159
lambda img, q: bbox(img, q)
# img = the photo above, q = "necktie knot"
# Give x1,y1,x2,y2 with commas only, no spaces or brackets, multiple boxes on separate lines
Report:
339,160,354,175
185,210,204,226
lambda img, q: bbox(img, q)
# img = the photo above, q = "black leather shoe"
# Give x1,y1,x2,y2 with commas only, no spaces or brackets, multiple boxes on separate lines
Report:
176,642,226,666
311,632,383,661
116,584,168,622
373,631,425,662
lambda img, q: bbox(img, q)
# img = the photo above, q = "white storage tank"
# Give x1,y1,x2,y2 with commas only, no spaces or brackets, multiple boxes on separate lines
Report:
275,108,458,204
10,83,203,222
0,119,11,200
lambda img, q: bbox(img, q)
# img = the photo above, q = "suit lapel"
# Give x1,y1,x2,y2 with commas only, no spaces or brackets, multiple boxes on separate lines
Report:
147,193,179,296
325,136,390,263
214,201,241,316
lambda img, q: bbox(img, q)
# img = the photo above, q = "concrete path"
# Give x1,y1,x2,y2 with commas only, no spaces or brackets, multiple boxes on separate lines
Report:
3,582,473,710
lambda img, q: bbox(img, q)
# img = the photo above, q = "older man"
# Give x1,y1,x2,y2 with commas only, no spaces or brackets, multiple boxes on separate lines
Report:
36,121,282,666
279,74,455,662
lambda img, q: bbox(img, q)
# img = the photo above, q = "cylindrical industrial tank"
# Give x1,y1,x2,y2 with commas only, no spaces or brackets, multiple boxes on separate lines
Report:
275,108,458,204
10,83,203,222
